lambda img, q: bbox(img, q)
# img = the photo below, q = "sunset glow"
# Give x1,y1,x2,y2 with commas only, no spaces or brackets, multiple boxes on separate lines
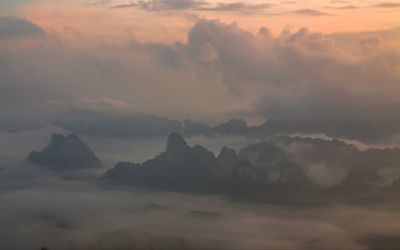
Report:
1,1,400,250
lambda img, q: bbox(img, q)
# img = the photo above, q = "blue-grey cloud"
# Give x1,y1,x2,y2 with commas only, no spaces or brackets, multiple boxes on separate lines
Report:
112,0,207,11
111,0,272,13
0,0,36,6
0,16,44,40
198,2,272,12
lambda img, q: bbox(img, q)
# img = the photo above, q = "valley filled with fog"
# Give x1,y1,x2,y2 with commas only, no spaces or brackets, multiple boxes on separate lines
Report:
1,127,400,250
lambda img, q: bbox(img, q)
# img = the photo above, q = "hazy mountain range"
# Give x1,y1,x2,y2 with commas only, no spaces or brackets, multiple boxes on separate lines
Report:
27,132,400,204
53,113,394,143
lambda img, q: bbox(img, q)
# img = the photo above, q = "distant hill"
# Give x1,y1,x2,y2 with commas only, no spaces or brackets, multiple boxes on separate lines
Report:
27,134,102,170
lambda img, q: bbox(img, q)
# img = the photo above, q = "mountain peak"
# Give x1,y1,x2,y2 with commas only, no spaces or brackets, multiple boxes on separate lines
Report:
50,133,65,142
27,133,102,170
219,146,237,157
166,132,190,155
51,133,65,140
217,146,238,165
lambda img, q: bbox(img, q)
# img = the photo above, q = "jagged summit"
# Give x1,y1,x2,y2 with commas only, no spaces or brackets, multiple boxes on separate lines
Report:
104,132,222,193
103,133,319,195
167,132,188,148
104,133,400,201
166,132,191,156
27,133,102,171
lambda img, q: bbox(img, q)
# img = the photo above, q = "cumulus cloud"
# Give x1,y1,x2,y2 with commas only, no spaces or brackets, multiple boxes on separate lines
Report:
139,19,400,142
1,16,400,143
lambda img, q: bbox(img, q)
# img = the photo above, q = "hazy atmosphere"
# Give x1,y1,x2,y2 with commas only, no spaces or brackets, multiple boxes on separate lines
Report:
1,0,400,249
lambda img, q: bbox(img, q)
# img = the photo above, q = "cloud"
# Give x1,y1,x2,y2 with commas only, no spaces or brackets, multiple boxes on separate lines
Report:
0,0,37,6
111,0,272,13
2,163,400,250
1,16,400,143
86,0,112,6
325,5,358,10
133,20,400,142
199,2,272,12
0,16,44,40
112,0,207,11
74,98,133,114
291,9,330,16
358,233,400,250
1,118,400,250
373,2,400,8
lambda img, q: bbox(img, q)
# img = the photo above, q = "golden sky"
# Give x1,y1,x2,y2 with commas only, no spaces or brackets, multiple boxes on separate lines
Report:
6,0,400,43
0,0,400,126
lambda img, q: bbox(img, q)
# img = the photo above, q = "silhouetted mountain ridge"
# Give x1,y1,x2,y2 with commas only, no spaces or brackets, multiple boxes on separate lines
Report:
104,133,400,202
103,133,315,196
27,133,102,170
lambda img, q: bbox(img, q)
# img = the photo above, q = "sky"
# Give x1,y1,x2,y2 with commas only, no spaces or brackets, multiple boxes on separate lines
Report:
0,0,400,141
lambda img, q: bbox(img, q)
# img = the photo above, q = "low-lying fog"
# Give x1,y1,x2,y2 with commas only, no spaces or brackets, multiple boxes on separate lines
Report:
2,175,400,250
1,127,400,250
